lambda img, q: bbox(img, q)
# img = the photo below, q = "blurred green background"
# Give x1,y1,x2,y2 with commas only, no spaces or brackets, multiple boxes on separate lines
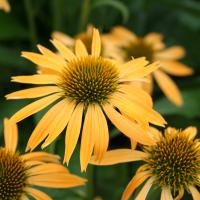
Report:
0,0,200,199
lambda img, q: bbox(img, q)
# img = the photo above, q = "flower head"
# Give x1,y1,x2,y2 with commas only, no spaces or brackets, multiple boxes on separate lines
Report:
0,0,10,12
91,127,200,200
104,26,193,106
0,119,86,200
6,28,166,171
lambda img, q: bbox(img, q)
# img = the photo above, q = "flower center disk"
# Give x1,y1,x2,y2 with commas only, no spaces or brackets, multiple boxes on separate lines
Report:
145,132,200,194
60,56,119,104
0,148,27,200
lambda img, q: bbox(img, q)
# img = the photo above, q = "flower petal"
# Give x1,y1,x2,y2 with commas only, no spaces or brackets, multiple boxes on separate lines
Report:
11,74,59,84
75,39,88,57
183,126,197,140
121,171,151,200
80,105,95,171
154,69,183,106
0,0,10,12
24,187,52,200
52,31,74,46
4,118,18,153
155,46,185,60
91,29,101,57
90,149,147,165
161,187,173,200
64,103,84,164
10,93,61,123
6,86,61,99
160,61,193,76
189,185,200,200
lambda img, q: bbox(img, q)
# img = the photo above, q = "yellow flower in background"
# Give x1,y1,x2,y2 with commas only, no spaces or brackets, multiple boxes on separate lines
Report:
6,28,166,171
91,127,200,200
0,119,86,200
0,0,10,12
104,26,193,106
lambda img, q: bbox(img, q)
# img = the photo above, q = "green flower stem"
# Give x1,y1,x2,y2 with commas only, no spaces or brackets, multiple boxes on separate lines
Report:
79,0,91,32
24,0,38,49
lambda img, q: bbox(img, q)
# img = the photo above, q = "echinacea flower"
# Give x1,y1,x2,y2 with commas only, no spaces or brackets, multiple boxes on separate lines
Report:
104,26,193,106
91,127,200,200
0,0,10,12
0,118,86,200
6,28,166,171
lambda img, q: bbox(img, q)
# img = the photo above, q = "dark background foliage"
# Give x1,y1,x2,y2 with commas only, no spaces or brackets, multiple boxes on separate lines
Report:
0,0,200,199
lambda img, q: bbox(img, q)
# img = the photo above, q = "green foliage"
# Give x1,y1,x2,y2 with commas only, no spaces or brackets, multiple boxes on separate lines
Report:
0,0,200,199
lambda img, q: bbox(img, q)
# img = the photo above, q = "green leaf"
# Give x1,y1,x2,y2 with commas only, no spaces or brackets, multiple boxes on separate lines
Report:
155,88,200,118
91,0,129,23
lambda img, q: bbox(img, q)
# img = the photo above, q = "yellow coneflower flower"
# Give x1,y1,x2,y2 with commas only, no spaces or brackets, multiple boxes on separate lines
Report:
0,0,10,12
0,118,86,200
6,28,166,171
104,26,193,106
91,127,200,200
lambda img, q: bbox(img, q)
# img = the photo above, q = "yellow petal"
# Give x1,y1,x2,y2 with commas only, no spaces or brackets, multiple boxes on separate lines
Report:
90,149,147,165
41,100,76,148
26,99,67,151
20,152,59,163
75,39,88,57
64,103,84,164
22,52,63,72
37,44,66,66
183,126,197,140
161,187,173,200
160,61,193,76
10,93,61,123
93,105,109,161
130,139,137,150
91,29,101,57
4,118,18,153
121,171,151,200
154,69,183,106
144,32,164,50
103,103,155,145
21,194,29,200
51,39,76,61
135,177,154,200
0,0,10,12
6,86,61,99
11,74,59,84
27,174,86,188
80,105,95,171
189,185,200,200
155,46,185,60
52,31,74,46
24,187,52,200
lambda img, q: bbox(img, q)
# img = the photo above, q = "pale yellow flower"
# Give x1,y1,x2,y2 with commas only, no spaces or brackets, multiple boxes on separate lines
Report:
104,26,193,106
6,28,166,171
0,119,86,200
91,127,200,200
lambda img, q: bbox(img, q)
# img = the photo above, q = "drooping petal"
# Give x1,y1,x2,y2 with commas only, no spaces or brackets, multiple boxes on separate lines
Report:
92,105,109,161
153,69,183,106
161,187,173,200
41,100,76,148
121,171,151,200
90,149,147,165
10,93,61,123
64,103,84,164
135,177,154,200
160,61,193,76
91,29,101,57
75,39,88,57
189,185,200,200
11,74,59,85
6,86,61,99
155,46,185,60
27,174,86,188
51,39,76,61
26,99,67,151
4,118,18,153
21,52,63,72
24,187,52,200
80,105,95,171
103,103,155,145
